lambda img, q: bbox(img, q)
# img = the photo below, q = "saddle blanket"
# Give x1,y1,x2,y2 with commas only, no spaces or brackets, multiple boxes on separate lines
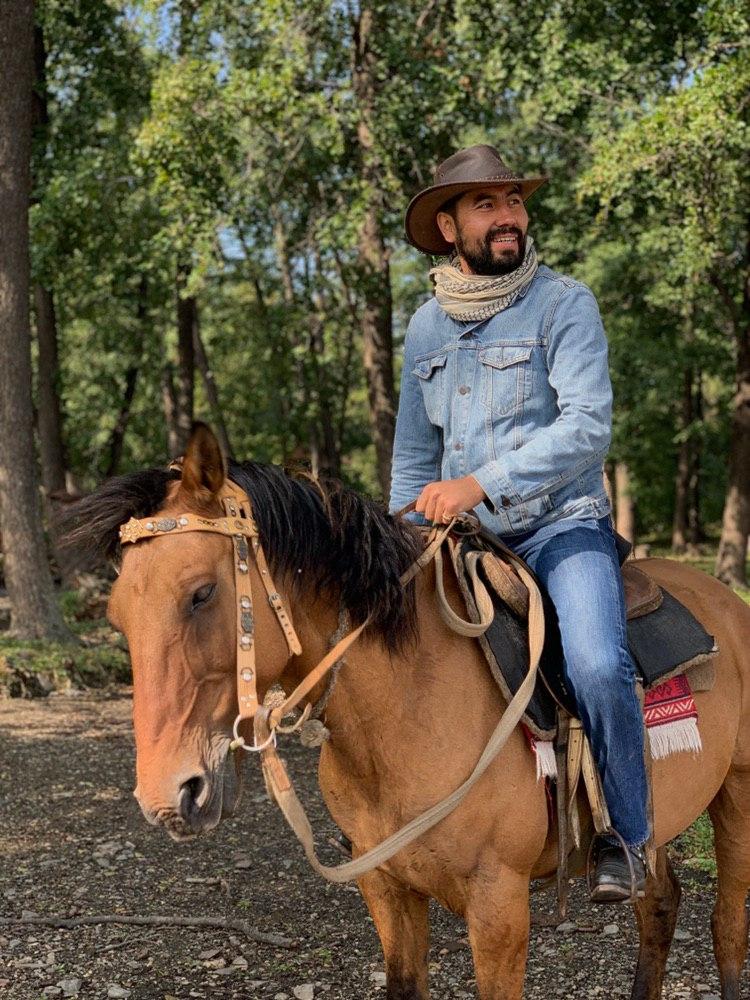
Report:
527,673,700,780
454,536,717,740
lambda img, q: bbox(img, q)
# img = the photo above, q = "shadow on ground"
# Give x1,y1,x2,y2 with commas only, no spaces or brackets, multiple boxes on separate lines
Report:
0,693,728,999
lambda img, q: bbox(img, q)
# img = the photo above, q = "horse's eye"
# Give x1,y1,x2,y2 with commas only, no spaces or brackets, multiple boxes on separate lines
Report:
191,583,216,610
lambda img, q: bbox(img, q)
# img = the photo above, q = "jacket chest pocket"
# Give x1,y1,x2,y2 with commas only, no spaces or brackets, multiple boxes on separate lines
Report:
480,346,534,417
413,352,448,425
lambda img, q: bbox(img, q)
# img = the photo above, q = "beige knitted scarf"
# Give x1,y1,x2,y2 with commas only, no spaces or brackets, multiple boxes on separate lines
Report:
430,237,538,321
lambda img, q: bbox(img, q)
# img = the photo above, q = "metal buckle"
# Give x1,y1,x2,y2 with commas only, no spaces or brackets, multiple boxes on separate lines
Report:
229,714,277,753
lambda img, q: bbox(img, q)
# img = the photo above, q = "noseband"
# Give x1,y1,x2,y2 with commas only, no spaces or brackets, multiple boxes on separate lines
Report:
118,480,302,748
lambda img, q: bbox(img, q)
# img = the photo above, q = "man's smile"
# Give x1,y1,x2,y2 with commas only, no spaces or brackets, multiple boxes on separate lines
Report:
488,229,521,251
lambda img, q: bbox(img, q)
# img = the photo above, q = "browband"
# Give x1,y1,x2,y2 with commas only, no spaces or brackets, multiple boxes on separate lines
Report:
118,480,302,725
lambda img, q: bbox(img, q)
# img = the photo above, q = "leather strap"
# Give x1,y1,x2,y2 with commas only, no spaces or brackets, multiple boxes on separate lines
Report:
256,554,546,883
119,512,258,544
223,494,260,718
268,517,457,728
433,542,494,638
566,719,585,850
223,482,302,665
554,711,571,919
579,723,611,834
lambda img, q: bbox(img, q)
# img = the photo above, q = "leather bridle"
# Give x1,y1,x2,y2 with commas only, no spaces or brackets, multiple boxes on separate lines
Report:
118,480,307,749
118,478,543,883
117,480,453,749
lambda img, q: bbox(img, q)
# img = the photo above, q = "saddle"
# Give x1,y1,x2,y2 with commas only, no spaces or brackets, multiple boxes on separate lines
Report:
446,525,718,741
440,522,719,913
481,542,661,620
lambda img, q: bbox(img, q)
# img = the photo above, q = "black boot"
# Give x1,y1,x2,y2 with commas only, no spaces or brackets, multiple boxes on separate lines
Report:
590,840,647,903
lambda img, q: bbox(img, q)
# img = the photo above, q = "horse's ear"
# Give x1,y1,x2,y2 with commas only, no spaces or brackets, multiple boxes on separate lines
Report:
178,423,226,502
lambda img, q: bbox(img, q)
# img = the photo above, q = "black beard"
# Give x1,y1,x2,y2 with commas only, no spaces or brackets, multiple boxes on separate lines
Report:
454,226,526,276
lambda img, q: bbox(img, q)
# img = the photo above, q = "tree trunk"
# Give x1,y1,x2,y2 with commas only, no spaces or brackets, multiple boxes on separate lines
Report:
273,213,296,309
174,262,195,455
34,283,68,494
688,370,704,547
272,211,316,467
161,358,180,459
330,243,360,451
32,25,68,496
248,266,293,461
306,244,342,478
672,367,692,553
105,278,148,478
715,348,750,587
353,4,396,499
614,462,635,544
714,239,750,588
0,0,70,639
105,362,140,479
307,309,342,479
193,308,232,458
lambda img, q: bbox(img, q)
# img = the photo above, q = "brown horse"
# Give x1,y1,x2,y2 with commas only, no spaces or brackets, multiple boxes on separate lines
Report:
69,426,750,1000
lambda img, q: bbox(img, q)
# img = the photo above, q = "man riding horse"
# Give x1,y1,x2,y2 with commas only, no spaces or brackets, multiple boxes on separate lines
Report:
389,143,648,902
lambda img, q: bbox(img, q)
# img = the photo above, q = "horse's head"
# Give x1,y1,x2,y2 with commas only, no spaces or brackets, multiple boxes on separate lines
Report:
106,425,293,841
65,424,421,842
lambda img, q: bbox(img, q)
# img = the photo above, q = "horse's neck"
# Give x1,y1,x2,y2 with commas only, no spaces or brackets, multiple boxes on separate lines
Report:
283,567,499,780
279,588,404,752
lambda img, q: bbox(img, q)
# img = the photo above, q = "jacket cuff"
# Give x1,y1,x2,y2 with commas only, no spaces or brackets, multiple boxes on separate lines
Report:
471,464,520,516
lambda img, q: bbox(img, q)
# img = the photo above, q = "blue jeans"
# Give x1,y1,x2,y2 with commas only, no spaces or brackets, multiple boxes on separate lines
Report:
503,516,649,848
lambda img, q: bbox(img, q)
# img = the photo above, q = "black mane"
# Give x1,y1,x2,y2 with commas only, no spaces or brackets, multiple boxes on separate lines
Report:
64,462,423,650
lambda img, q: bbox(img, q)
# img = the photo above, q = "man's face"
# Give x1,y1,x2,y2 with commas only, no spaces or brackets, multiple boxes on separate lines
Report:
436,184,529,276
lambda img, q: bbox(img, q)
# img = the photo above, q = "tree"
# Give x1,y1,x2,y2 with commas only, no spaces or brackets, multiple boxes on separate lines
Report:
351,2,396,496
0,0,69,640
24,0,746,557
32,0,173,478
581,24,750,581
466,0,742,554
32,21,68,496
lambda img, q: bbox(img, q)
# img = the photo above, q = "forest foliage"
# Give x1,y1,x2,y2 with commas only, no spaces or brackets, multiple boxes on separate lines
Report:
26,0,750,550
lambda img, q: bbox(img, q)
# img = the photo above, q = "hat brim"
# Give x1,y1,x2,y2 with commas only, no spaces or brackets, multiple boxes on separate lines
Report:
404,176,548,256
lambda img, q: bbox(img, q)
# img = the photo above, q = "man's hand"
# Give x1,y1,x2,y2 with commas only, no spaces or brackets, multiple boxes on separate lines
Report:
415,475,487,523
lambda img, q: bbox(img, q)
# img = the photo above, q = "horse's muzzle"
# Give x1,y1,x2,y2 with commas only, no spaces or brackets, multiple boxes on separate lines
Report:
135,752,242,842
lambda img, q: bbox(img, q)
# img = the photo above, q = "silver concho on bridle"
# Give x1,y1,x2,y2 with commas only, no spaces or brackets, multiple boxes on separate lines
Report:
118,480,302,752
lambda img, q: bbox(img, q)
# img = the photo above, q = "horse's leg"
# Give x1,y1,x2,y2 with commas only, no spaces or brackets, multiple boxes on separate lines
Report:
357,869,430,999
630,847,681,1000
709,766,750,1000
466,864,530,1000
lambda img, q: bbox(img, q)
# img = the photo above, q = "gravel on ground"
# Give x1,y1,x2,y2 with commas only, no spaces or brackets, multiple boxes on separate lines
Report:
0,692,736,999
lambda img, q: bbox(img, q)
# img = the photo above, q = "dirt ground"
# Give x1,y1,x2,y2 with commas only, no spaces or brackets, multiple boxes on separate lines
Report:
0,691,738,1000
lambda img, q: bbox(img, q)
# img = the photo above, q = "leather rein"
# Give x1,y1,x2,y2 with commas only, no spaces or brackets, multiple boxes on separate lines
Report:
118,479,544,883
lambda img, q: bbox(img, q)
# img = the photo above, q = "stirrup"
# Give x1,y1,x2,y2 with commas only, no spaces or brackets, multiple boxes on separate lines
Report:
586,828,645,904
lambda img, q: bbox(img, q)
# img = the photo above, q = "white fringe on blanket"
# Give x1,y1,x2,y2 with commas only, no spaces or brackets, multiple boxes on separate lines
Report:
648,718,703,760
531,718,702,782
534,739,558,780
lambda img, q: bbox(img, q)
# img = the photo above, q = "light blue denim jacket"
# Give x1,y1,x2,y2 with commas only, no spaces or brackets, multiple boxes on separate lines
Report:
388,265,612,536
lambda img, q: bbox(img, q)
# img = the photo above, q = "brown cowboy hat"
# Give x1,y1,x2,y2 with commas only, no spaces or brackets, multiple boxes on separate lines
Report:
405,144,548,256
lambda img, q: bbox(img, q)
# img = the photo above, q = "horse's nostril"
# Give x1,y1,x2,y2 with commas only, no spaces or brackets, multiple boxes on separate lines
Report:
179,774,207,818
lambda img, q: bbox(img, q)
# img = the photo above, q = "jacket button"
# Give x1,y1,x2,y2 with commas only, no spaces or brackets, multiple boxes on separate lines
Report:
454,442,462,450
500,495,511,508
458,385,470,395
